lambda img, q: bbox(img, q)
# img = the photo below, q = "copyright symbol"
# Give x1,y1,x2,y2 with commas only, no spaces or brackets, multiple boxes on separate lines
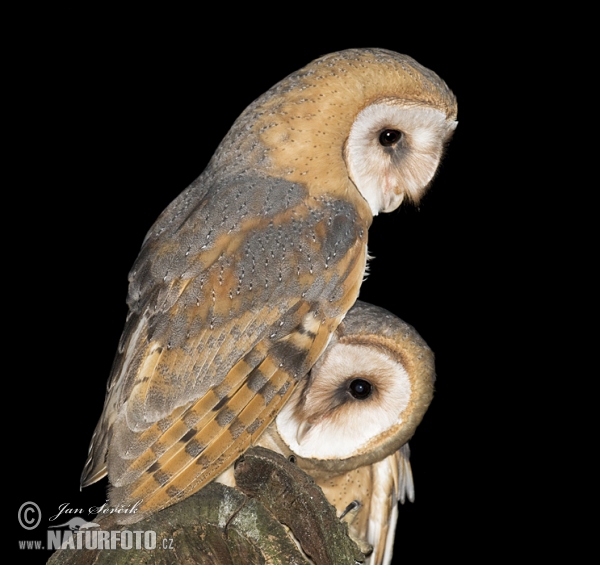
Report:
18,502,41,530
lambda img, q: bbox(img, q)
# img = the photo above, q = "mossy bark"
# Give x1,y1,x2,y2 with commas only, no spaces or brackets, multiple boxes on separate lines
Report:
47,447,365,565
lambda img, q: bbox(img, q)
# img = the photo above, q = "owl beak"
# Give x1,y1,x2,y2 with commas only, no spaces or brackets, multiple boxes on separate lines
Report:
295,420,313,445
381,189,404,213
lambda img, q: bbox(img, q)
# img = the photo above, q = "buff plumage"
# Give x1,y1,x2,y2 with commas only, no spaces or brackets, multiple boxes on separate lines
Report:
80,48,456,530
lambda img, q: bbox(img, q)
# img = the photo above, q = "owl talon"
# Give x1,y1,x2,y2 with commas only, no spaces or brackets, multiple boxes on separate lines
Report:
340,499,361,520
338,499,372,555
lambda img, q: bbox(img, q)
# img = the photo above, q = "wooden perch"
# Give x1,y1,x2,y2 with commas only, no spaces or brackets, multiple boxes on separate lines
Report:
47,447,365,564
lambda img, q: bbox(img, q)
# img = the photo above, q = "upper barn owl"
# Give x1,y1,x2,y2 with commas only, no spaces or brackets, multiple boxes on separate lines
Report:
80,48,457,525
231,300,435,565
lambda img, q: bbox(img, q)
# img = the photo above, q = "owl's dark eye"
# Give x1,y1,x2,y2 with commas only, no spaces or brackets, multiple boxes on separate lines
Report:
349,378,373,400
379,129,402,147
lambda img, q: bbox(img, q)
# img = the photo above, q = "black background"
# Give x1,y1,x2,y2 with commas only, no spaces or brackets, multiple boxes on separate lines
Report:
10,13,535,564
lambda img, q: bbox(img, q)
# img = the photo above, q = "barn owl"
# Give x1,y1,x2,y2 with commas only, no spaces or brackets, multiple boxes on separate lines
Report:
228,300,435,565
80,48,457,524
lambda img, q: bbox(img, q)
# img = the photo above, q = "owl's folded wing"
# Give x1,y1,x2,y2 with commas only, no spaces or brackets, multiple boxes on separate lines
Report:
81,177,368,522
368,444,413,565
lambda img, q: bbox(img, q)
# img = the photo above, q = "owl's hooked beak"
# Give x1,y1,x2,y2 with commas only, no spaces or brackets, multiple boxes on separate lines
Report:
296,407,339,444
380,186,405,214
295,420,313,445
295,409,331,444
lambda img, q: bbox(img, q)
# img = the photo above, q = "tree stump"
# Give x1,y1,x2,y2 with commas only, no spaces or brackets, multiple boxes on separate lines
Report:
47,447,365,564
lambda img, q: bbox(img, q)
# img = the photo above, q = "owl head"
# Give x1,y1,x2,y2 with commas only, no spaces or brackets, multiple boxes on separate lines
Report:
273,300,435,477
209,47,457,218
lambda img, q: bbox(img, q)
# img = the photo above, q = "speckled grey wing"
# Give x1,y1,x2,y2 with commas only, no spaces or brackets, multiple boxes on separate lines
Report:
81,172,368,522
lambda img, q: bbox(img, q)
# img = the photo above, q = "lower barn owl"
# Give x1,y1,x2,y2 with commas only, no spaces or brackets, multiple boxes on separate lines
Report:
234,300,435,565
80,48,456,524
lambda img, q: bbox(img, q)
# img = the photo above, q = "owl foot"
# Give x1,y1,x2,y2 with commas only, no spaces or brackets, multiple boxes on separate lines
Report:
339,500,373,557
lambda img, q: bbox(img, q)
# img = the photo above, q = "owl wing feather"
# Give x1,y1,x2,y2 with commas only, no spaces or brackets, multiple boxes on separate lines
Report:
369,443,415,565
396,442,414,505
81,174,368,522
368,445,411,565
